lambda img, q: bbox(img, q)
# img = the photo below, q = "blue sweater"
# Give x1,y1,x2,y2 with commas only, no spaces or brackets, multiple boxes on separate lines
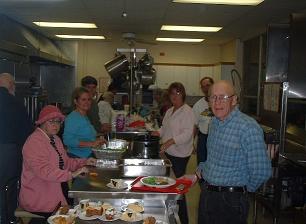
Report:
63,111,96,158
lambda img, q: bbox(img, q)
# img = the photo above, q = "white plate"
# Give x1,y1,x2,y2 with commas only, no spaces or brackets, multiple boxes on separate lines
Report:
47,215,73,224
98,212,121,222
142,219,167,224
78,211,99,221
56,209,78,216
121,203,144,213
106,182,128,190
140,176,176,188
74,202,101,211
120,212,143,222
155,220,168,224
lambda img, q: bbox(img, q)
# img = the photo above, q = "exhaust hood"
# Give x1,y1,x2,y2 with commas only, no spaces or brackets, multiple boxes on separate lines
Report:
0,14,74,66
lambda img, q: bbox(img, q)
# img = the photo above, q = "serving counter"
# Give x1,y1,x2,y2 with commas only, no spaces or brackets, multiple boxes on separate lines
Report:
69,166,181,224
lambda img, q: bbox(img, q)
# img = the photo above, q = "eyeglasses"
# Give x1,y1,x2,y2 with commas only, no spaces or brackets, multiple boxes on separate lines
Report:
208,94,235,103
47,119,63,125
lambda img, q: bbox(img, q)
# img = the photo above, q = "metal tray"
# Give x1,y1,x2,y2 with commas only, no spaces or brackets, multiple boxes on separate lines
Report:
119,159,172,177
92,149,126,160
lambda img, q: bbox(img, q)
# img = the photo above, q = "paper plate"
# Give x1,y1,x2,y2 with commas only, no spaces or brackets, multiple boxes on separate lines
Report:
47,215,73,224
106,182,128,190
98,212,121,222
121,203,144,213
120,212,143,222
78,211,99,221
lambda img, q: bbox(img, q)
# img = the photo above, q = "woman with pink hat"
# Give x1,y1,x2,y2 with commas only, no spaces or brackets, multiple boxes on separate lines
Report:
19,105,96,221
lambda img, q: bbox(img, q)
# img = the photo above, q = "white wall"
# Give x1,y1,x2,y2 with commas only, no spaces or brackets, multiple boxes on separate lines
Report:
220,40,236,62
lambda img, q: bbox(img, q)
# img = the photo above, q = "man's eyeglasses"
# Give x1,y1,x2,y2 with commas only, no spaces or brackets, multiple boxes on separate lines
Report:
208,95,235,103
47,119,63,125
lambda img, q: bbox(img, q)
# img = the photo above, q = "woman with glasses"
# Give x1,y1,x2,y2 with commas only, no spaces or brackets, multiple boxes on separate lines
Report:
63,87,106,158
152,82,195,224
19,105,96,222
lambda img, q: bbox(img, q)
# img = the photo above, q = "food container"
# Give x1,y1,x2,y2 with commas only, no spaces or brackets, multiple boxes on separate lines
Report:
119,159,172,177
92,149,126,160
93,139,128,159
102,139,128,150
132,135,160,159
96,159,119,169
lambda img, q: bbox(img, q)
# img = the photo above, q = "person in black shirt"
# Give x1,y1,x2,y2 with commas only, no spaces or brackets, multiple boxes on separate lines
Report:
0,73,33,224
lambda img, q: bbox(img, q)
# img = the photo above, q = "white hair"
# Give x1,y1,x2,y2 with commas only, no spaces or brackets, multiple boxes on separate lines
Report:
0,73,15,95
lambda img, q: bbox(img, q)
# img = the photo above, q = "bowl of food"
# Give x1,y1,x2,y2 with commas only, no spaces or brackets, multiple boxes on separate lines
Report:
92,139,128,159
140,176,176,188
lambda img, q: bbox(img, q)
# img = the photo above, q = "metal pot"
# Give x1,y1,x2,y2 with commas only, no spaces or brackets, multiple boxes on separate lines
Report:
137,68,156,86
104,54,129,79
132,135,160,159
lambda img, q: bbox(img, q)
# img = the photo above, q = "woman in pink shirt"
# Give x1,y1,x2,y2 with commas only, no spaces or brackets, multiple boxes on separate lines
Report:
19,105,96,221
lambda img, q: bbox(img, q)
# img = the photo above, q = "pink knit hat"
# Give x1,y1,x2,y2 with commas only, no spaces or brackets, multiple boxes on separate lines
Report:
35,105,65,125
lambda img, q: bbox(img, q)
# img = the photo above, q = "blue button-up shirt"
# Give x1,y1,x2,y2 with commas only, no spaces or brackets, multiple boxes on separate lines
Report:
199,107,271,192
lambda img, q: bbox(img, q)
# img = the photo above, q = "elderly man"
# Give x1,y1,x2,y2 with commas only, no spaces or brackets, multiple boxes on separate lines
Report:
81,76,111,133
186,80,271,224
193,77,214,164
0,73,33,223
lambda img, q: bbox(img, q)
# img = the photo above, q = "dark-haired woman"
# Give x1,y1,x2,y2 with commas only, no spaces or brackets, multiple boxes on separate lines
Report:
152,82,195,224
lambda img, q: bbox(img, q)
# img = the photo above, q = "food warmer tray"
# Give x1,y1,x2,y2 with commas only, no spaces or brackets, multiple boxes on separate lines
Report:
119,159,172,177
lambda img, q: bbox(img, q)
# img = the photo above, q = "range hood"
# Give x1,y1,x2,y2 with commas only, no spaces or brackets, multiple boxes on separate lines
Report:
0,14,74,66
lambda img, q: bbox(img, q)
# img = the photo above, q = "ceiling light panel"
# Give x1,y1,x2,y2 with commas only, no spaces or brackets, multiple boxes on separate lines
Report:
161,25,222,32
33,22,97,28
156,37,204,42
172,0,264,6
56,35,105,39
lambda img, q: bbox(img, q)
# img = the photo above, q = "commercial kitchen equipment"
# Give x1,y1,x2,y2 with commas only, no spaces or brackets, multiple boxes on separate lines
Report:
120,159,172,177
131,134,160,159
252,15,306,223
69,164,181,224
104,49,156,112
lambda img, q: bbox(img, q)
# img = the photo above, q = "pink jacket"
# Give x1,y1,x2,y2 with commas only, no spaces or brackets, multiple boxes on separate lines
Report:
19,128,86,212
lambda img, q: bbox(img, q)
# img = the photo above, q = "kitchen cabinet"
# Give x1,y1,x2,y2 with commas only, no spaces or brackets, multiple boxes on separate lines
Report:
154,64,232,96
155,65,201,96
155,65,174,89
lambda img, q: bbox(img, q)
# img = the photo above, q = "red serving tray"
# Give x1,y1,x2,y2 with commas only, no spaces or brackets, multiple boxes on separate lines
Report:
130,176,192,194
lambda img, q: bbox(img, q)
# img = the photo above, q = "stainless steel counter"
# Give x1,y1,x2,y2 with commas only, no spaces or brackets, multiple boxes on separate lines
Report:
69,167,181,201
69,167,181,224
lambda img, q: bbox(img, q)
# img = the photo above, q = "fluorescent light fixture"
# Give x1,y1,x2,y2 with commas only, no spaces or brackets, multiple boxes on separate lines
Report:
161,25,222,32
156,37,204,42
56,35,105,39
172,0,264,5
33,22,97,28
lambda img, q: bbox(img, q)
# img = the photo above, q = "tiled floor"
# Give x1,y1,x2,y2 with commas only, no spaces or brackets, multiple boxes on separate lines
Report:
185,154,306,224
